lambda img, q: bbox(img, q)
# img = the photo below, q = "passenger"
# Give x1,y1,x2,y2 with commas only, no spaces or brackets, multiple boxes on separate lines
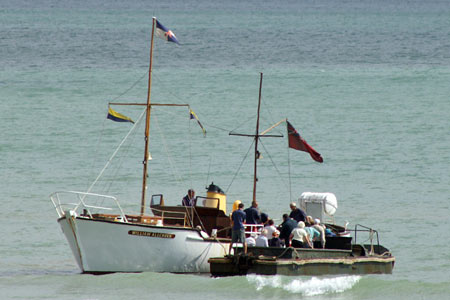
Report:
278,214,298,247
313,218,326,248
181,189,196,206
289,221,313,248
255,229,269,247
264,219,278,238
325,227,336,237
246,233,257,247
229,203,247,254
260,212,269,225
244,201,261,232
305,221,321,247
289,202,306,223
306,215,314,226
269,230,283,247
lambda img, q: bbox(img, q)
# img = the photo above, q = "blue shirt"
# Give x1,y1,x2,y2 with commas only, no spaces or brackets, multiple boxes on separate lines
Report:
305,227,320,242
289,208,306,222
244,206,261,224
232,209,246,230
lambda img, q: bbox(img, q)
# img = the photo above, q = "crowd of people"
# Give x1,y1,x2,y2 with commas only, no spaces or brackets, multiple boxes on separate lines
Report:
181,189,333,252
229,200,334,252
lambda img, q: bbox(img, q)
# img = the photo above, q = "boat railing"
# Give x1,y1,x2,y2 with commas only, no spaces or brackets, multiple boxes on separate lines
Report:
244,224,265,236
150,206,190,227
50,191,127,221
352,224,381,255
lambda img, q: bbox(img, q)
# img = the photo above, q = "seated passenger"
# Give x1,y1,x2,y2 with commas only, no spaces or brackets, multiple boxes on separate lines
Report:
269,230,283,247
255,229,269,247
246,233,257,247
264,219,278,239
325,227,336,237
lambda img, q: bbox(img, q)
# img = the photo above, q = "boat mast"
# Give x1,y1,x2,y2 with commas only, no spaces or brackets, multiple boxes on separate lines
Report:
140,17,156,216
229,73,282,206
252,72,263,206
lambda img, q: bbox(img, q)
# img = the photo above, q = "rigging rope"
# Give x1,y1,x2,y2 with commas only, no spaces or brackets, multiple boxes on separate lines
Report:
287,121,292,203
259,139,290,192
225,140,255,194
103,118,141,195
153,110,184,185
110,70,149,102
87,114,108,188
79,108,146,205
188,110,193,188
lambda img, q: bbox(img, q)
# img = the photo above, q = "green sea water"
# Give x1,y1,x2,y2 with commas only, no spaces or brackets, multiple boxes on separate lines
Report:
1,0,449,299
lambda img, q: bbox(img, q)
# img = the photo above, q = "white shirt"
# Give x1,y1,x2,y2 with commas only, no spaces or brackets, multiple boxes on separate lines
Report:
246,237,256,247
291,228,308,242
264,225,278,239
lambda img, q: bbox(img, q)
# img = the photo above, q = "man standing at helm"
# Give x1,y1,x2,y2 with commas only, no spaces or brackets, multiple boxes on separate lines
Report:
182,189,196,206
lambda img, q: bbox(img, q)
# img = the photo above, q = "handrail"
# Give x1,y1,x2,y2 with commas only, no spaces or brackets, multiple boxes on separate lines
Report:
50,191,128,222
150,206,189,227
244,224,264,236
352,224,380,255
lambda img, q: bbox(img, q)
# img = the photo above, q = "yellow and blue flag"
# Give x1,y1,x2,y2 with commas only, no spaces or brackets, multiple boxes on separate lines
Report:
189,109,206,136
107,107,134,124
155,19,180,44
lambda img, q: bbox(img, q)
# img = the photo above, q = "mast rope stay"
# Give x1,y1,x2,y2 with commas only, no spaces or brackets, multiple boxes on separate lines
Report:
77,108,147,208
188,109,193,188
110,70,149,103
225,139,255,194
258,139,290,192
102,117,141,196
86,114,108,189
152,111,184,185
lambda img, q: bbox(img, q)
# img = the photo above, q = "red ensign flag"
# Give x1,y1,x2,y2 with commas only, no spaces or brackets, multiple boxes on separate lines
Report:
287,121,323,163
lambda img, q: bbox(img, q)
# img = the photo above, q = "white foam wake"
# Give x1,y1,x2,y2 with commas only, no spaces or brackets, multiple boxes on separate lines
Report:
247,274,361,296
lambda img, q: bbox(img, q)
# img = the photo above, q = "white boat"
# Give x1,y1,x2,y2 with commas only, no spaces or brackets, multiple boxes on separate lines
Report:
51,21,383,275
50,18,233,274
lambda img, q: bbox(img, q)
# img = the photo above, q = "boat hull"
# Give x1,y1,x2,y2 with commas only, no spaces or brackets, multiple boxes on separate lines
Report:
58,215,229,273
209,255,395,277
209,247,395,276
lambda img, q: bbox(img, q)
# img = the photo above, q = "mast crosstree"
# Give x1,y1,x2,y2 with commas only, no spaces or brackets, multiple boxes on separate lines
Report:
229,73,284,205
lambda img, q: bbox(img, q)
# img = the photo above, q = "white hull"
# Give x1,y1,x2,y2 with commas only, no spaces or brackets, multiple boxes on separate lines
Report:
59,215,229,273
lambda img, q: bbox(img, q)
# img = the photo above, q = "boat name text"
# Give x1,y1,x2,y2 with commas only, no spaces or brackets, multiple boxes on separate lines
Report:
128,230,175,239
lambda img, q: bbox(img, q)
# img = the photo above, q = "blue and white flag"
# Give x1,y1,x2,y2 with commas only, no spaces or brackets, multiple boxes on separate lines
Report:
155,19,179,44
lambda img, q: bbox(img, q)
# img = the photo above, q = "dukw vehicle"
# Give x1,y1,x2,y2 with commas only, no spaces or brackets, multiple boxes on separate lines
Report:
209,74,395,277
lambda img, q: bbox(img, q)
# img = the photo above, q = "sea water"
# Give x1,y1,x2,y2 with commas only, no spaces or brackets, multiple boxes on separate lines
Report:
1,0,449,299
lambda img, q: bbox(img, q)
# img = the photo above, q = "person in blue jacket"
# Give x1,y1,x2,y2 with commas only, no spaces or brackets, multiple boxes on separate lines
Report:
229,203,247,254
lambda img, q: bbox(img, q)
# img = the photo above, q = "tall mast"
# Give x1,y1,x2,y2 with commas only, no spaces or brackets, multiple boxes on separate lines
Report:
252,72,263,206
229,73,282,206
140,17,156,216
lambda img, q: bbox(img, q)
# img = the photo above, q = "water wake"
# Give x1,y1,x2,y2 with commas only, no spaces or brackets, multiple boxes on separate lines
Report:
247,274,361,296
